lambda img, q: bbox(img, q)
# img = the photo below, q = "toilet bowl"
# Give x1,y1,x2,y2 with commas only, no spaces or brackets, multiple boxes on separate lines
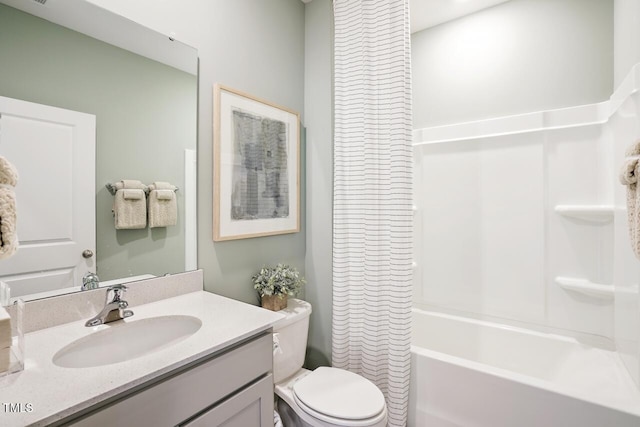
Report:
275,368,388,427
272,299,387,427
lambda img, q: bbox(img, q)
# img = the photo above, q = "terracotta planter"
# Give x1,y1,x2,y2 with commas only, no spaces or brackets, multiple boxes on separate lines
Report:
261,295,287,311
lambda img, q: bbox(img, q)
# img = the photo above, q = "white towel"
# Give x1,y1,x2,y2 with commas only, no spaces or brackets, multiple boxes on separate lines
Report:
0,156,18,259
619,140,640,259
112,180,148,229
147,182,177,228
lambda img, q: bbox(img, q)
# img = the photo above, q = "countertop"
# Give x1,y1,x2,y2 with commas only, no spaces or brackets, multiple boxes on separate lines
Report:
0,291,284,426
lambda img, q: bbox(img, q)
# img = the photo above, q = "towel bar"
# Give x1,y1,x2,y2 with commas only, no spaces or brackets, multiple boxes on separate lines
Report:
105,183,179,196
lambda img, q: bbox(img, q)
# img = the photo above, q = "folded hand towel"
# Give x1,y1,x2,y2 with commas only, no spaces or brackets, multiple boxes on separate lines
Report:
123,189,144,200
112,180,147,229
619,140,640,259
152,181,174,190
148,182,177,228
0,157,18,260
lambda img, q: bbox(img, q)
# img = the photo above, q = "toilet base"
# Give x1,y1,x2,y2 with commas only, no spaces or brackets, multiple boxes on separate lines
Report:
277,397,316,427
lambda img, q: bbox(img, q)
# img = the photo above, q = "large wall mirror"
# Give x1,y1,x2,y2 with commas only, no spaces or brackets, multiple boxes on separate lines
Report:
0,0,198,302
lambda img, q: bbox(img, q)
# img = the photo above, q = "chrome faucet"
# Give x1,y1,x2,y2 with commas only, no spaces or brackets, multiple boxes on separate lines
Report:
81,272,100,291
85,285,134,327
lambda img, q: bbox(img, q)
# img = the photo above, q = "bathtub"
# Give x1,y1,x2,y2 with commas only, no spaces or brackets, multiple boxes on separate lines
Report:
408,308,640,427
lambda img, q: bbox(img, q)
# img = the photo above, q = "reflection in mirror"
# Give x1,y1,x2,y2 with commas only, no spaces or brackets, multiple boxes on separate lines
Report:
0,0,198,303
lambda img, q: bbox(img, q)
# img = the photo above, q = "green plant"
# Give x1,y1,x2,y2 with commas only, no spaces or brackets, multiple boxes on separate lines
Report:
252,264,305,298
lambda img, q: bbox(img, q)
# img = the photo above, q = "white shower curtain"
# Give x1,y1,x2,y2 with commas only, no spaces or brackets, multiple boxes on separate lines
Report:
332,1,413,426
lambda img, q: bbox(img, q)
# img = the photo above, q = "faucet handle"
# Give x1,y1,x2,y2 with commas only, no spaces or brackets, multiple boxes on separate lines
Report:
106,284,128,303
81,272,100,291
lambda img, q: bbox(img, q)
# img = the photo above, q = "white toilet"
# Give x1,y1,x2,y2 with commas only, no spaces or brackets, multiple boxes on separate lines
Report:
272,299,388,427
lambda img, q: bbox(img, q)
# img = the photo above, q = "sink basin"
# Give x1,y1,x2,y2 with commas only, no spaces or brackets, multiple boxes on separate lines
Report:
53,315,202,368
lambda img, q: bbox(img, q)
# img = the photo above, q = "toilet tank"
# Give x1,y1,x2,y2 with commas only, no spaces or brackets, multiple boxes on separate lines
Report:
272,298,312,384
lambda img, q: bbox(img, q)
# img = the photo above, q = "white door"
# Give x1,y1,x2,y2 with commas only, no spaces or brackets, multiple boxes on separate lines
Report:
0,96,95,299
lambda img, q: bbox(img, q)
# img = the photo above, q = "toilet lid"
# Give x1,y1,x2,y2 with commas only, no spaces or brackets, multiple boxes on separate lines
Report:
292,367,386,421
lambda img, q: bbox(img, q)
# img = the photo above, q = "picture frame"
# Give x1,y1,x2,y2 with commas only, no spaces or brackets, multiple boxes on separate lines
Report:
213,84,300,241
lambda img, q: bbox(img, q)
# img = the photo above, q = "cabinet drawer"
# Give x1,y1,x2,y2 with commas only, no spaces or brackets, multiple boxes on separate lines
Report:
181,375,273,427
68,332,273,427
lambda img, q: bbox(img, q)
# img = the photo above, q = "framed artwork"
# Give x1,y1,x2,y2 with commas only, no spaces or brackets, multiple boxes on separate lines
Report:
213,84,300,241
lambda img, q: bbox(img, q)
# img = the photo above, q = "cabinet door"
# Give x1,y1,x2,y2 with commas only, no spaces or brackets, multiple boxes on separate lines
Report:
182,375,273,427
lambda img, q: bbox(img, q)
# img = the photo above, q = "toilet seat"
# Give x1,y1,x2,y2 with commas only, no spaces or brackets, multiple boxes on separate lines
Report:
292,367,387,426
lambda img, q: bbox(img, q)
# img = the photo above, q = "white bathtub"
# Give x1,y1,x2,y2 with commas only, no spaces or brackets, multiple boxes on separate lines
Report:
408,308,640,427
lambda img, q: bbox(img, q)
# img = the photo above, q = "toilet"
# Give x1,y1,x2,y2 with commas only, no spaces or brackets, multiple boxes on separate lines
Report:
272,299,388,427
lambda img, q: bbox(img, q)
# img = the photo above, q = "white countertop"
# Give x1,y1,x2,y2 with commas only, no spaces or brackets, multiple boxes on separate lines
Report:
0,291,284,426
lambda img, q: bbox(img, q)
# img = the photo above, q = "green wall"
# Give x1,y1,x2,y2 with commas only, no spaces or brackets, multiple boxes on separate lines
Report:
87,0,310,351
2,0,314,355
194,0,307,306
0,4,197,281
303,0,334,368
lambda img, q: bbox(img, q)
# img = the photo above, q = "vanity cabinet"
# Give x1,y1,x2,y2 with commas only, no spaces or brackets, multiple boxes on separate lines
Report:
64,332,274,427
181,375,273,426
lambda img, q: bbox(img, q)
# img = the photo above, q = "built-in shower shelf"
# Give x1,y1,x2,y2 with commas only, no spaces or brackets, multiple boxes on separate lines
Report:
555,276,614,300
554,205,614,222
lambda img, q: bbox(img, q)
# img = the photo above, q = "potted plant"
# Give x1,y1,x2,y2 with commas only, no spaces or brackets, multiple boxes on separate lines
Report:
252,264,305,311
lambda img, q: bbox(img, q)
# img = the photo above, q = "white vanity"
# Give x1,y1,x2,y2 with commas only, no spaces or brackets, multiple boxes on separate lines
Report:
0,274,283,427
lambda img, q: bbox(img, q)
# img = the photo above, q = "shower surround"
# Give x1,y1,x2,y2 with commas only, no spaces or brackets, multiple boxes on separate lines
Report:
410,64,640,425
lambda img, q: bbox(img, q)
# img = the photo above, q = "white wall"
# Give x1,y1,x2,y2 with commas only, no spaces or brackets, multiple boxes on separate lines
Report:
414,66,640,390
85,0,307,305
614,0,640,391
413,0,640,387
412,0,613,128
611,75,640,386
614,0,640,87
414,133,546,324
414,105,615,340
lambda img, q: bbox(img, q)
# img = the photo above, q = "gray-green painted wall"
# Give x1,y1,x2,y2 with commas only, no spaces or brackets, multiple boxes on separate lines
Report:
304,0,333,368
19,0,318,358
83,0,307,305
194,0,307,306
0,4,197,281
